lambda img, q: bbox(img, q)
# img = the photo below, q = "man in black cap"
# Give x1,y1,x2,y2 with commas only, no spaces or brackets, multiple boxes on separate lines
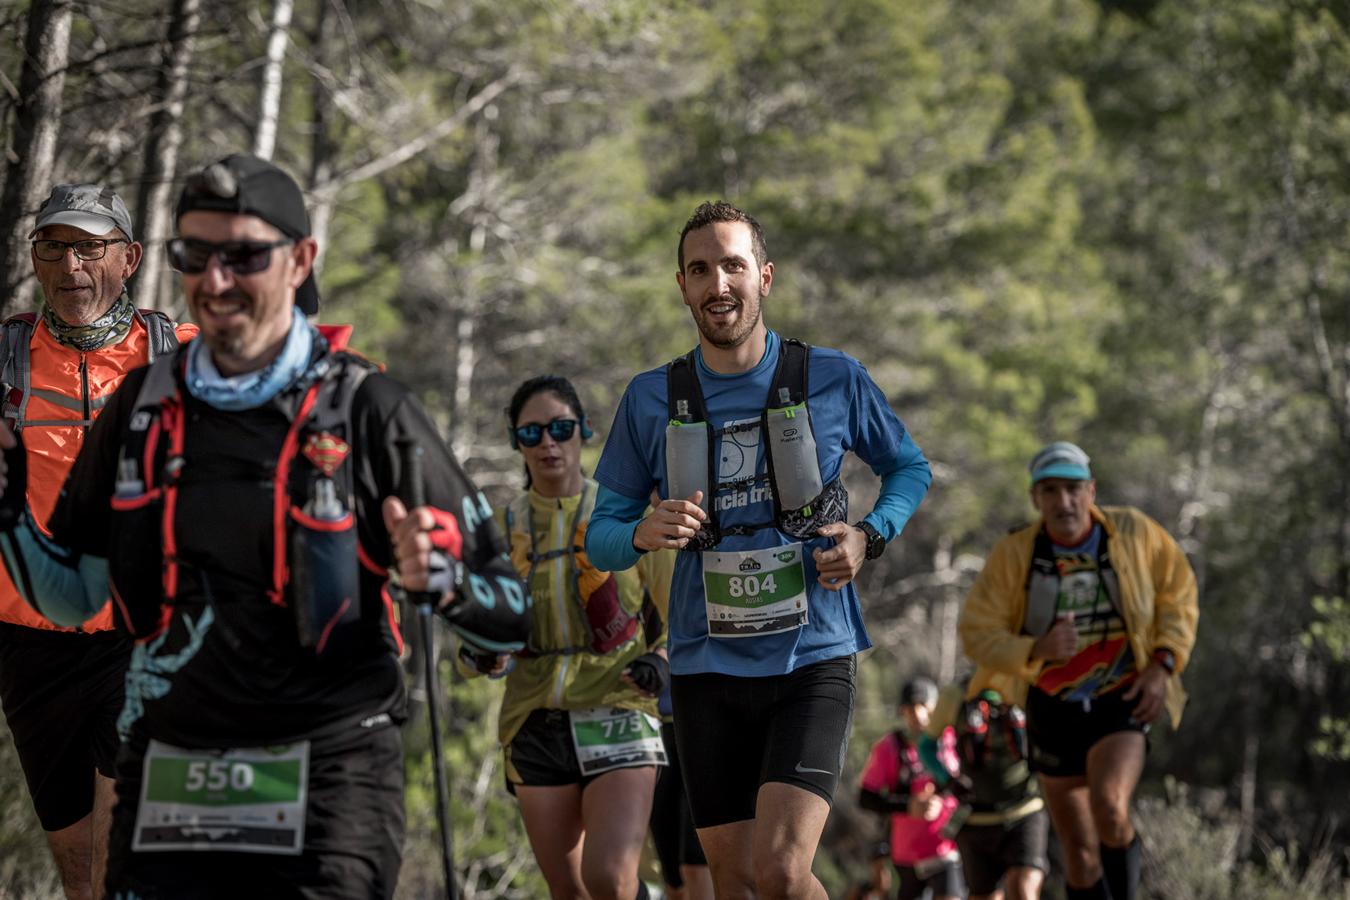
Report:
0,182,193,900
0,154,529,897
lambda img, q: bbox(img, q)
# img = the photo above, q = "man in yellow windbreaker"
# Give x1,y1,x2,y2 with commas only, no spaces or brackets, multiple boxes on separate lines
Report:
958,441,1197,900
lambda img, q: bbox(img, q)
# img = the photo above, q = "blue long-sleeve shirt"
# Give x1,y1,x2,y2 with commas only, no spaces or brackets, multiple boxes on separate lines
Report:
587,332,931,677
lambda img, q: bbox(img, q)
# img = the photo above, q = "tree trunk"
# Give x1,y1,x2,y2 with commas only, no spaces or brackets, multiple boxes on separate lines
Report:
935,536,958,683
253,0,294,161
133,0,201,313
307,0,338,280
0,0,74,316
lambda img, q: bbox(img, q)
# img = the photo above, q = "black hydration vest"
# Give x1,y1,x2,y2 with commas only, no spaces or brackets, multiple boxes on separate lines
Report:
1021,526,1122,637
106,329,375,660
663,338,847,551
955,690,1037,811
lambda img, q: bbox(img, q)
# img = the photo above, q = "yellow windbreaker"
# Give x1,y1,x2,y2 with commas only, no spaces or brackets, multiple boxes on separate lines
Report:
491,479,674,747
958,505,1198,727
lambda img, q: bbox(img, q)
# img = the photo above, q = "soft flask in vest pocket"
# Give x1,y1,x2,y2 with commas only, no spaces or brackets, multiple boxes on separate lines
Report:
762,402,823,511
664,419,720,550
582,573,638,654
289,477,362,659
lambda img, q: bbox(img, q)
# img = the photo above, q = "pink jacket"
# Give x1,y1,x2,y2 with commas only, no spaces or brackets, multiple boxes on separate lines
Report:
859,728,959,866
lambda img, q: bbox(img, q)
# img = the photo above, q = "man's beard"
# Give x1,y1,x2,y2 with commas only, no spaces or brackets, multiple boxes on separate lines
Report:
204,330,248,358
693,292,762,349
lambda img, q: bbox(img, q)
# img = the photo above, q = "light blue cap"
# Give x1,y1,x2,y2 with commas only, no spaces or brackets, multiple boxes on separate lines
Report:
1029,441,1091,483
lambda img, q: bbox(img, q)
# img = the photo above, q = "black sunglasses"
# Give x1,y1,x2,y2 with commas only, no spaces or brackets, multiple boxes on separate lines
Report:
513,418,580,448
167,238,292,275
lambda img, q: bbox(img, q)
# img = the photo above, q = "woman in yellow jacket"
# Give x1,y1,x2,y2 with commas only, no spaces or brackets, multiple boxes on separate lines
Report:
464,375,672,900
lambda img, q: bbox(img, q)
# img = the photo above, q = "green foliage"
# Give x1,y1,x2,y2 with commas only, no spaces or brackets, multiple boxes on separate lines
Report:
1138,790,1350,899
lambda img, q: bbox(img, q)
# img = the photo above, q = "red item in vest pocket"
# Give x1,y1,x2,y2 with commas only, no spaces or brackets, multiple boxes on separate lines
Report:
584,574,637,653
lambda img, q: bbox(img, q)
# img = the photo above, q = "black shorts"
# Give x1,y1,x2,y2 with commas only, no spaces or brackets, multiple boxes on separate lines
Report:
895,857,965,900
505,707,661,792
505,708,597,792
671,655,856,829
650,721,705,887
0,623,130,831
1025,685,1148,778
956,809,1050,894
105,720,404,899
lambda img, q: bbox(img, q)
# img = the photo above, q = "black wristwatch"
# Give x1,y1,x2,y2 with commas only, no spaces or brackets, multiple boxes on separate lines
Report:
855,520,885,560
1151,648,1177,676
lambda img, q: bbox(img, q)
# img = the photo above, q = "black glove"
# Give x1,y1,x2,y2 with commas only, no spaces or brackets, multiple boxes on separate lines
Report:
624,651,669,697
456,643,513,679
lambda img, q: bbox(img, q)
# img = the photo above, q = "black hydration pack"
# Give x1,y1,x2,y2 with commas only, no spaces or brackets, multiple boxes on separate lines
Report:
663,338,847,551
106,326,375,660
955,689,1037,811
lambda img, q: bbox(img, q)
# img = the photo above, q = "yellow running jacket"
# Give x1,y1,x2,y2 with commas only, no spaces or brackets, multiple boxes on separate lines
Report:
491,479,673,747
958,505,1198,727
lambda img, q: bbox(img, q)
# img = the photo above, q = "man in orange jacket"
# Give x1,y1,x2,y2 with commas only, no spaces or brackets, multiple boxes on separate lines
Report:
0,183,195,900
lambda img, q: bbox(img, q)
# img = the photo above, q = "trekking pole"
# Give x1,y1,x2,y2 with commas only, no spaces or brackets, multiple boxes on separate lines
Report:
397,437,458,900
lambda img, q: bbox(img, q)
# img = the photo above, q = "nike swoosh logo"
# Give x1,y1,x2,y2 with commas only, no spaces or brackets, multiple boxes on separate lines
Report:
794,761,833,776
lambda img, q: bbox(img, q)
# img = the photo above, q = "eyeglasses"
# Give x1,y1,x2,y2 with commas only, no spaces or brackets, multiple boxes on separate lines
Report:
31,238,128,262
167,238,292,275
513,418,580,448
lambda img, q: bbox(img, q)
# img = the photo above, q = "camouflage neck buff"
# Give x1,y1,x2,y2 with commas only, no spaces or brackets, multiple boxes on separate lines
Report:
42,290,136,351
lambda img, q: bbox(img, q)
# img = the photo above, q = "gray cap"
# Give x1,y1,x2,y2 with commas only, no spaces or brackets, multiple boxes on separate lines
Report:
1029,441,1092,484
29,184,135,241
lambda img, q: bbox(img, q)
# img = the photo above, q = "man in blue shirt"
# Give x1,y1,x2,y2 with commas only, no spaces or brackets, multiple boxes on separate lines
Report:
587,201,931,899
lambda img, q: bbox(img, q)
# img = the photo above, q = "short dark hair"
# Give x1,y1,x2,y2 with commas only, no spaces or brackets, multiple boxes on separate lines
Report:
677,201,768,272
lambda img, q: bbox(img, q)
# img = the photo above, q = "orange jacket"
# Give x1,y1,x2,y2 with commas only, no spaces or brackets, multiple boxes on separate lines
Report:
0,316,197,630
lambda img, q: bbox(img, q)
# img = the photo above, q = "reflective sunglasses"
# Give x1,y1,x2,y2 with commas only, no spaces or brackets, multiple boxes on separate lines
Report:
513,418,580,448
167,238,292,275
31,238,128,262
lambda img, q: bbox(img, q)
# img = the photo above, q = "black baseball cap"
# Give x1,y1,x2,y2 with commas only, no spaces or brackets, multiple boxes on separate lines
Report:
176,154,319,314
900,676,938,707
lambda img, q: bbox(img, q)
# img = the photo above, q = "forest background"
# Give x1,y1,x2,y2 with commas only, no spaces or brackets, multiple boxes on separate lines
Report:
0,0,1348,897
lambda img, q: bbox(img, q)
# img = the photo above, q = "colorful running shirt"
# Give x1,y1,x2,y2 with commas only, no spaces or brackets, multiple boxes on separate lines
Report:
859,728,959,866
591,331,930,677
1033,524,1137,700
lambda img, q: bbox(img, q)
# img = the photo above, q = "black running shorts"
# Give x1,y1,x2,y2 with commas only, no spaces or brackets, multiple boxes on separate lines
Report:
895,857,965,900
0,623,130,831
650,720,705,887
956,809,1050,894
105,720,404,899
1025,685,1148,778
671,654,856,829
504,707,601,792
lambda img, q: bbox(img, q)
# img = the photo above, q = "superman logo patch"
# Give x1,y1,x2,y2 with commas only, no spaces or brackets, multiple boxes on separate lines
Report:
302,432,350,477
